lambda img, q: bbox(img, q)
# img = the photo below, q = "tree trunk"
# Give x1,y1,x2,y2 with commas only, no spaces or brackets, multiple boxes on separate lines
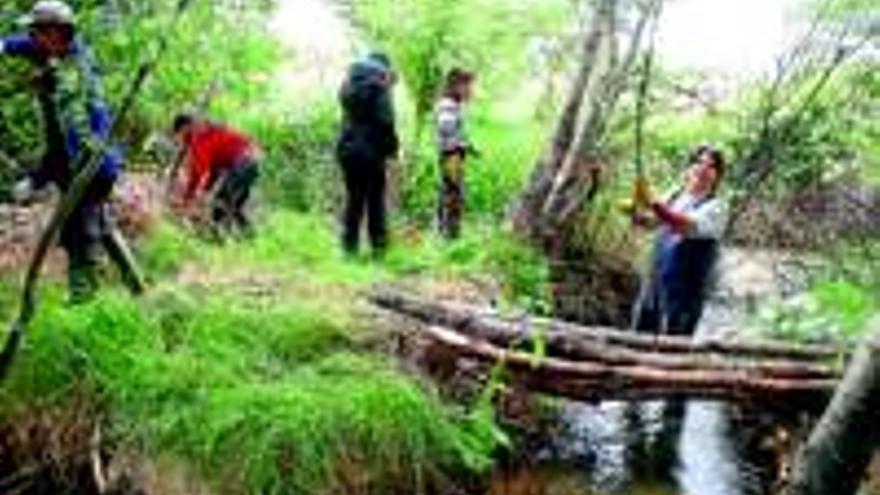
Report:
510,0,613,240
540,0,660,230
511,0,663,244
783,334,880,495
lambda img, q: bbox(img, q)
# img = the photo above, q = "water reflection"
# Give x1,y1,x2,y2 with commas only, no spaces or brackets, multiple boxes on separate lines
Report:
677,402,743,495
491,249,791,495
494,399,755,495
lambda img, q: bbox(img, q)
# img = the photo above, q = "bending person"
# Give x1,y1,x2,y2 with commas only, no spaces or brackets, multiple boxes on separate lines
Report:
171,114,260,238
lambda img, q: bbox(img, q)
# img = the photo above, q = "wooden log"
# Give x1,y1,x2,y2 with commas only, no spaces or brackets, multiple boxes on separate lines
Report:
423,325,836,404
370,291,843,382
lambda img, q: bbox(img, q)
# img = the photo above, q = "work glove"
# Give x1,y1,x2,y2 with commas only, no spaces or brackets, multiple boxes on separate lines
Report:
633,176,655,209
617,197,637,215
11,177,34,204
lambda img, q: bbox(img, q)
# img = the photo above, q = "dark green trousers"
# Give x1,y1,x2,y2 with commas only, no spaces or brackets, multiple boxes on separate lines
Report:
62,178,144,303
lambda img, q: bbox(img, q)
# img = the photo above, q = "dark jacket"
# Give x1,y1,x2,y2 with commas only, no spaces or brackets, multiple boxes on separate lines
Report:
336,58,399,165
0,34,122,190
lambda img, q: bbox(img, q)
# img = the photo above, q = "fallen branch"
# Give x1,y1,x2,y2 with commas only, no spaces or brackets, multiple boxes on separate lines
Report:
91,423,107,495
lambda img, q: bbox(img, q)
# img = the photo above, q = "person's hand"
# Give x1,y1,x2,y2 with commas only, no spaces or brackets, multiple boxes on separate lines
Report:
11,178,34,204
633,176,654,209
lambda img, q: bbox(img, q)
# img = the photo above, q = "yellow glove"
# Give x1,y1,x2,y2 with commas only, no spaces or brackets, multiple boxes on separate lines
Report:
617,197,637,215
633,176,654,209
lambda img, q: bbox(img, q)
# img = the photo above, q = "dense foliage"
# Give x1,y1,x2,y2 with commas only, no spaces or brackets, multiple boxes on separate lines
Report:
0,0,279,195
0,210,549,493
0,0,878,491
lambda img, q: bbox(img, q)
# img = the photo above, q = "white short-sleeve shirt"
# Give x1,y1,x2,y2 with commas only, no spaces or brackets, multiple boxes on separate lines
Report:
668,192,729,240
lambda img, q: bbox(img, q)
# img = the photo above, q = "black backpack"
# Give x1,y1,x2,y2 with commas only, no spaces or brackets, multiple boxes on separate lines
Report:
339,60,387,124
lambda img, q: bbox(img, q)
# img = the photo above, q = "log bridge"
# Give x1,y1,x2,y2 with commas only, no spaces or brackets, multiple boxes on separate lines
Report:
371,291,847,408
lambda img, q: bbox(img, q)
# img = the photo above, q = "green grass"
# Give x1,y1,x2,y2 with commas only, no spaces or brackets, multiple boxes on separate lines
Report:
756,277,879,343
0,291,497,494
400,112,545,224
170,210,550,305
0,209,544,494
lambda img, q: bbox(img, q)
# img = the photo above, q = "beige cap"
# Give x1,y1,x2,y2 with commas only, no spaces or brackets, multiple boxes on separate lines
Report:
19,1,75,27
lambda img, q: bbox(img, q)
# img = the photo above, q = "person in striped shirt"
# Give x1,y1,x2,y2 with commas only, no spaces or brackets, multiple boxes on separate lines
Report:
435,68,477,239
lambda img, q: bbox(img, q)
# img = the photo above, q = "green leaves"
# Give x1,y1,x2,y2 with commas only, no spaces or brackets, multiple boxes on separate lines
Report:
350,0,569,127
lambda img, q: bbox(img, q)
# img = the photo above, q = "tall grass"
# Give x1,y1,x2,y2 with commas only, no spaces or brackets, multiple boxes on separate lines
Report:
0,288,497,494
0,209,547,494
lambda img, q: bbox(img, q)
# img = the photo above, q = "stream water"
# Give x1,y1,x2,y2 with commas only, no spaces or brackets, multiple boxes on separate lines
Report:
491,249,806,495
493,399,767,495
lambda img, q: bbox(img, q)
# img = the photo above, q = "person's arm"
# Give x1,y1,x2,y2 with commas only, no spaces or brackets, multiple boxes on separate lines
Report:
652,197,729,238
179,151,202,204
651,201,693,234
192,169,212,202
0,35,36,58
74,42,112,142
375,85,399,158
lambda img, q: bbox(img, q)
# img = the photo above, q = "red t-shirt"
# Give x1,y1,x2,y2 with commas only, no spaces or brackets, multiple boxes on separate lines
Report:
182,124,255,201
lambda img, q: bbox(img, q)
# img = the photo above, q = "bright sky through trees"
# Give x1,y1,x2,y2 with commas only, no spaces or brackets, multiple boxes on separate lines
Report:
658,0,806,77
271,0,809,79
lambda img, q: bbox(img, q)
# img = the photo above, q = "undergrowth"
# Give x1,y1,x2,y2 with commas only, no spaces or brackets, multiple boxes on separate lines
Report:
0,209,542,494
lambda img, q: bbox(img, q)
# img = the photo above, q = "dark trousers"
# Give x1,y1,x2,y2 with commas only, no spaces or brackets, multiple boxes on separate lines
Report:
438,153,464,239
632,278,705,337
340,159,387,254
61,177,144,303
210,160,259,236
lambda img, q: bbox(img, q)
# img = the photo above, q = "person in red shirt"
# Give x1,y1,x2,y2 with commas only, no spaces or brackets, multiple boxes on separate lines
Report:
172,114,260,236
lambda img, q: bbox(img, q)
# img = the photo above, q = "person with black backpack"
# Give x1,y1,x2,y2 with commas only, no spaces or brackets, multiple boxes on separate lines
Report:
630,145,728,336
336,52,399,257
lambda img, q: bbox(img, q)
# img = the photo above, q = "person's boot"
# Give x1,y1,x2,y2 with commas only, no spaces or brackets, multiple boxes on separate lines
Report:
369,234,388,261
232,209,256,240
68,261,99,304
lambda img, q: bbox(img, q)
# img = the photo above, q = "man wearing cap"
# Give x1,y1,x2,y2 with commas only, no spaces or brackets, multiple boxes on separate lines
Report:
1,1,144,302
336,52,399,257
